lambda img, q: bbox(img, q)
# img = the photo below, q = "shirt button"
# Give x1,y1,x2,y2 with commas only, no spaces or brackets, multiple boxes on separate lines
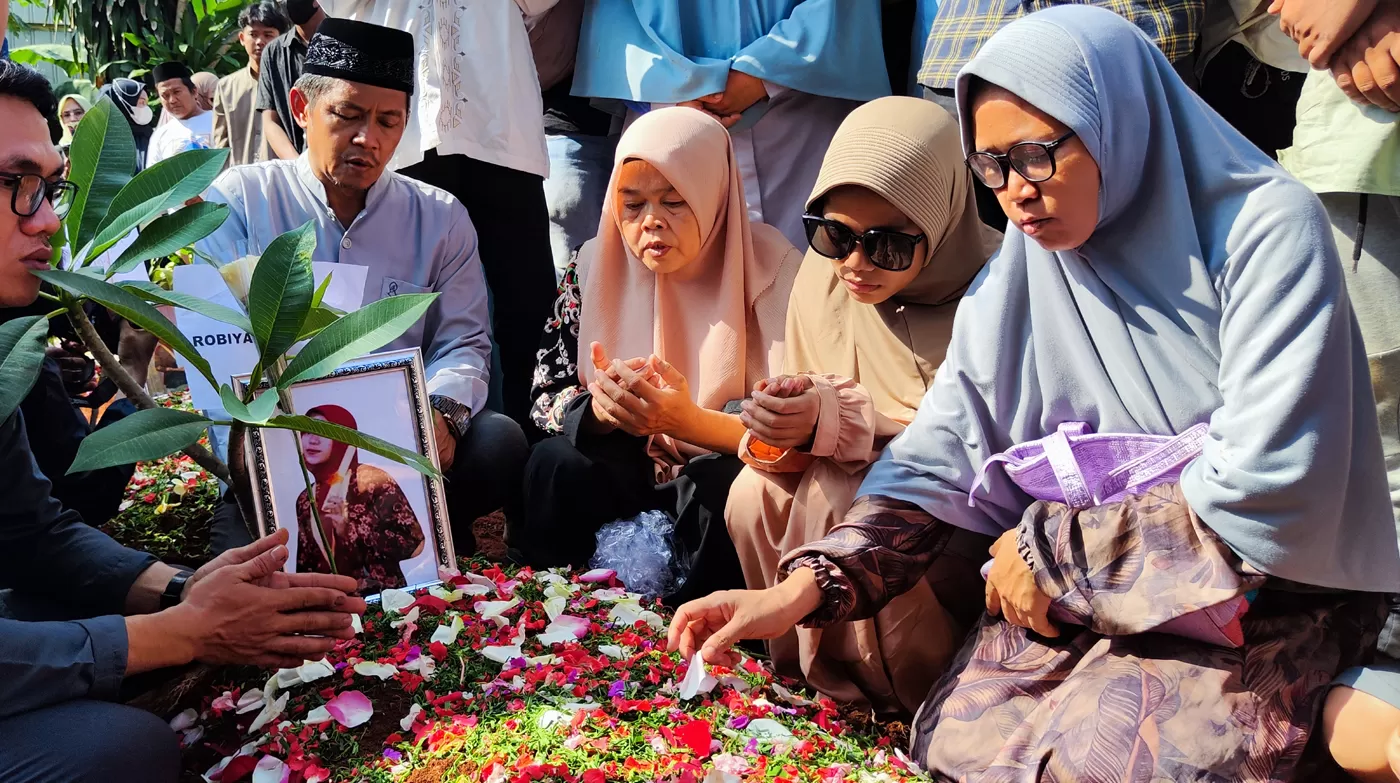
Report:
341,236,352,249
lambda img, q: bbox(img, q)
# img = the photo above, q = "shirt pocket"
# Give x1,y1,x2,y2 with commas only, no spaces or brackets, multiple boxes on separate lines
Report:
380,277,432,299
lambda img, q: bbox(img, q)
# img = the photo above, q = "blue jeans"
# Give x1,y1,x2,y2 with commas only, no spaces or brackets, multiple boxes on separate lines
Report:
544,133,616,279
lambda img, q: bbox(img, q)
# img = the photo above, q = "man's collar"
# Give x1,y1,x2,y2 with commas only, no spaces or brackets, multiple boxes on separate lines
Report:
293,152,391,225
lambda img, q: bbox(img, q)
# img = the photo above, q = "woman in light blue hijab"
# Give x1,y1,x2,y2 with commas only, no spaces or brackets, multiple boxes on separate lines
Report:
572,0,889,252
669,6,1400,777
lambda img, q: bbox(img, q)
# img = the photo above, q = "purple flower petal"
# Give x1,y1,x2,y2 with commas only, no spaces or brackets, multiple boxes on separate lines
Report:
608,680,627,698
382,749,403,762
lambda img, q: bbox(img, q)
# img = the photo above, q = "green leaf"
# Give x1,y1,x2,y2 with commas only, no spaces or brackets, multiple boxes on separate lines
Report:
311,270,333,309
265,414,440,478
33,269,218,389
218,384,280,424
0,316,49,423
84,148,230,262
69,407,213,473
248,222,316,364
119,280,253,335
107,202,229,276
296,306,341,341
65,99,137,256
280,293,439,387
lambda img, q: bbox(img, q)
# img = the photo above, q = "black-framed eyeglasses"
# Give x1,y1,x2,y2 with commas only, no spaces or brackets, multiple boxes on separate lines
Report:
0,173,78,219
802,215,926,272
965,130,1076,189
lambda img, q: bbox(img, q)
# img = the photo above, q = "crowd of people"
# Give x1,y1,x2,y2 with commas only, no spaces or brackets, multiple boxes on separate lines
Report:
2,0,1400,780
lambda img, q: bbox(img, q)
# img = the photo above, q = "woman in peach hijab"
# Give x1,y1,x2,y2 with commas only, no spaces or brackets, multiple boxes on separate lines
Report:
724,96,1000,717
518,107,802,602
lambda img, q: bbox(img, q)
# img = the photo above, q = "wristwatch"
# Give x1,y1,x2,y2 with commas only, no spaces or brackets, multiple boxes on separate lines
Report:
430,394,472,440
160,569,195,610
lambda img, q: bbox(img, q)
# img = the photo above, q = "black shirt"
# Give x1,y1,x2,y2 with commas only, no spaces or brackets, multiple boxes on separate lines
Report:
256,29,309,155
542,76,612,138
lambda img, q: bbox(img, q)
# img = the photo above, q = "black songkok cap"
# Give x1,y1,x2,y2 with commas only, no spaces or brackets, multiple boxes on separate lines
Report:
304,18,415,96
152,61,193,84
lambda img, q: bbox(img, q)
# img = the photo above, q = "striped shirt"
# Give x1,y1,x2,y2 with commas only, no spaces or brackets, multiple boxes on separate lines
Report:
917,0,1203,90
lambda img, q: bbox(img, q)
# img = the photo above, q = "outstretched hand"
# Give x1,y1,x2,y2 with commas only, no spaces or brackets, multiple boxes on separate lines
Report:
666,580,815,667
175,535,367,669
186,528,361,597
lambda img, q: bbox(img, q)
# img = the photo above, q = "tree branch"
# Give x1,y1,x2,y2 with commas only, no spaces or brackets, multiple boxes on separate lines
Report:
67,302,232,484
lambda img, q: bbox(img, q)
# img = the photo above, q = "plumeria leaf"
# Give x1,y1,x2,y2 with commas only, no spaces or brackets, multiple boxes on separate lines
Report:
279,292,438,386
69,407,213,473
120,280,253,335
264,414,439,478
0,315,48,424
106,201,229,275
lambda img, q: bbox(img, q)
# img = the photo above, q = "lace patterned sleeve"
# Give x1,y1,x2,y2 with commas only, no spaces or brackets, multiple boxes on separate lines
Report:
779,495,955,626
529,255,584,434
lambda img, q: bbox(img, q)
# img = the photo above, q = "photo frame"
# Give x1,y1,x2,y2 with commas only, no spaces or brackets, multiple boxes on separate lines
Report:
236,348,455,597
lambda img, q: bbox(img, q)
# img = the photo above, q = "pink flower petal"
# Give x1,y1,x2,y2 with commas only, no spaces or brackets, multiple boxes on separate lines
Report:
324,690,374,728
548,614,590,640
251,755,290,783
579,568,616,583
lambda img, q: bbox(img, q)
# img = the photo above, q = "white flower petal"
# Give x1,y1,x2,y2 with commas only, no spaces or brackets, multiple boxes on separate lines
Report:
303,706,334,726
718,675,752,694
542,595,568,621
399,703,423,731
590,587,630,602
481,644,523,664
429,615,465,646
543,582,579,599
170,708,198,732
534,629,577,647
704,769,743,783
678,651,718,700
251,755,288,783
389,606,421,629
379,588,415,614
745,718,794,739
458,584,493,596
401,655,437,680
536,709,569,730
350,614,363,634
352,661,398,681
234,689,265,715
547,614,590,639
297,658,335,684
461,571,498,592
474,598,520,627
598,645,628,659
246,693,288,735
273,667,302,689
771,682,815,706
428,584,465,603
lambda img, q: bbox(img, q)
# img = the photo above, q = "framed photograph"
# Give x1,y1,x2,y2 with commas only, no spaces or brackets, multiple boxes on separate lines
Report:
236,348,455,596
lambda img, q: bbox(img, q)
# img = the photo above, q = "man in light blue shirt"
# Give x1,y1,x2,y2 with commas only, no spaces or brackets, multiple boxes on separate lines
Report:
197,19,528,557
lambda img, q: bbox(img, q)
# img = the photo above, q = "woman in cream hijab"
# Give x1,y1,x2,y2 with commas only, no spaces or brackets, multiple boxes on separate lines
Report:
519,107,801,599
725,96,1000,717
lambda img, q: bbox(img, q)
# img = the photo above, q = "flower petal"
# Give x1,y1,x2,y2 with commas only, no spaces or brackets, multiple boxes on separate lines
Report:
429,614,465,646
542,595,568,621
678,651,718,700
579,568,616,583
297,658,335,684
772,682,815,707
399,703,423,731
234,689,265,715
169,707,198,732
246,693,288,735
303,706,334,726
251,755,289,783
548,614,590,639
350,614,363,634
379,588,415,614
481,644,523,664
352,661,398,681
324,690,374,728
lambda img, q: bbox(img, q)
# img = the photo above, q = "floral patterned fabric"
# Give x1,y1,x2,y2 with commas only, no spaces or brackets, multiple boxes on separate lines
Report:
295,462,425,594
530,256,583,434
782,491,1384,779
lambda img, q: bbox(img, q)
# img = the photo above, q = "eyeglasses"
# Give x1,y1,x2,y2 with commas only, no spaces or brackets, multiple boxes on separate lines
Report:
965,131,1076,189
802,215,926,272
0,173,78,219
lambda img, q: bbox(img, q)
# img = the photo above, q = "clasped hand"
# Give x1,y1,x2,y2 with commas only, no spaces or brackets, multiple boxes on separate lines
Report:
739,374,821,450
587,342,696,438
677,70,768,129
984,528,1059,638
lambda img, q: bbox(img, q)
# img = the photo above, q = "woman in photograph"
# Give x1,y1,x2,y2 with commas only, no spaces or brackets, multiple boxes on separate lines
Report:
725,95,1001,719
521,106,801,602
57,93,89,146
97,78,155,171
670,7,1399,778
295,404,425,594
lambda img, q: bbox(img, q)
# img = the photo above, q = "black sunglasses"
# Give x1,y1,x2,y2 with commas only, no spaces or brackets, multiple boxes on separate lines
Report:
802,214,926,272
0,172,78,219
965,130,1076,189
